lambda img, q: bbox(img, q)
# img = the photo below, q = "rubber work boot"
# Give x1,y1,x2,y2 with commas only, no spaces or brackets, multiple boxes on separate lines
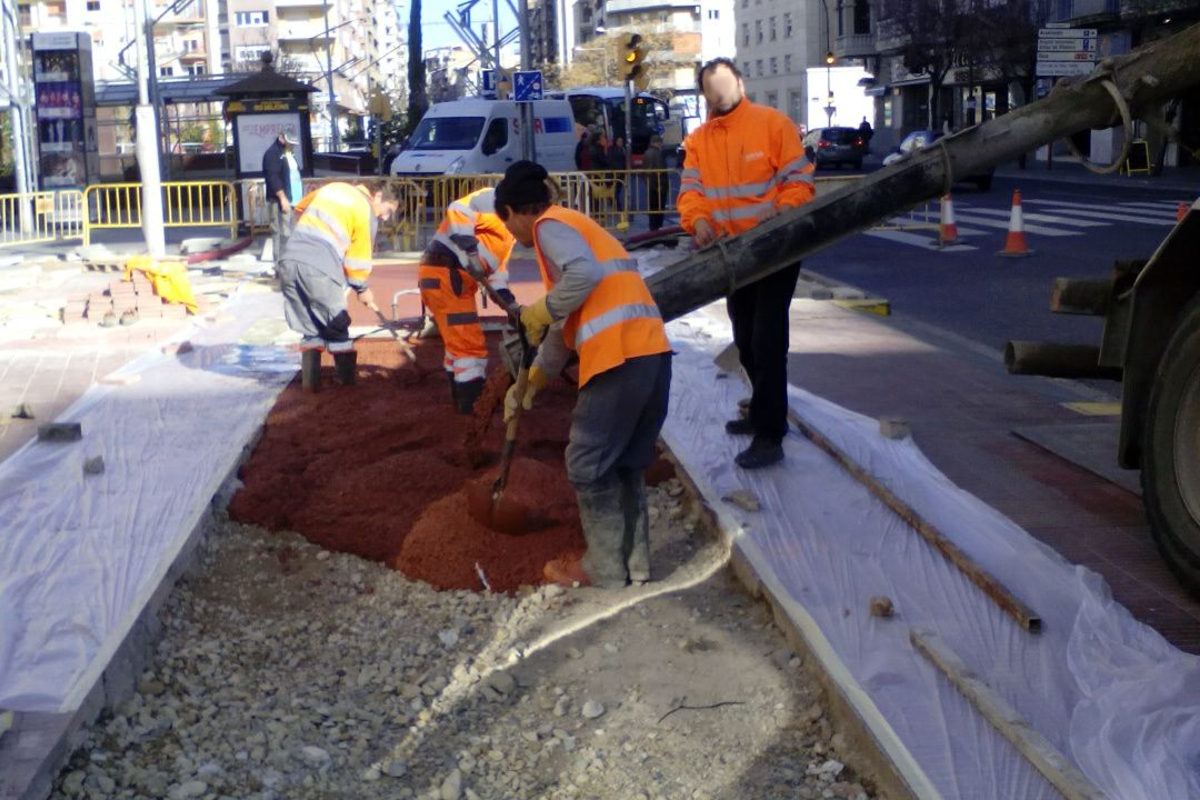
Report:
575,481,630,588
455,377,485,415
544,556,591,588
735,437,785,470
725,418,754,436
447,371,459,406
620,469,651,584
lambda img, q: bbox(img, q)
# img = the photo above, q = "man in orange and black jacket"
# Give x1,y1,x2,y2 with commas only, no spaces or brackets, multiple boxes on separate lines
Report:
677,57,816,469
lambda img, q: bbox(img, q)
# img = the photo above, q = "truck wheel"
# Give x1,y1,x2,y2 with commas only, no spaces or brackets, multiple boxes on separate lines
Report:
1142,295,1200,596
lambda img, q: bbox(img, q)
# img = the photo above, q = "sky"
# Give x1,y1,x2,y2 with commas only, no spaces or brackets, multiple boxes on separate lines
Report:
416,0,521,54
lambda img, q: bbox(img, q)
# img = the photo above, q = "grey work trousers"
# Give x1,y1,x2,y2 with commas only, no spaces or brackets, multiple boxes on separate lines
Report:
277,257,354,352
566,351,672,587
269,202,295,262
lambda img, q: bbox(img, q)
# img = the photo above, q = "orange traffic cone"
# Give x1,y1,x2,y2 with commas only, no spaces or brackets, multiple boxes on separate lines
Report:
999,189,1032,257
939,193,958,246
1178,201,1189,222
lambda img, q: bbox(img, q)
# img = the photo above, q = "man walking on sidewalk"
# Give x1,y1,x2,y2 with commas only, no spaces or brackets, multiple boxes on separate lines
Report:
262,130,303,261
278,181,397,354
677,57,816,469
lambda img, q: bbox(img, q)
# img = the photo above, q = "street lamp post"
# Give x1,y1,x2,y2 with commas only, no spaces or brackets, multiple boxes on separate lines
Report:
323,2,339,151
824,50,836,128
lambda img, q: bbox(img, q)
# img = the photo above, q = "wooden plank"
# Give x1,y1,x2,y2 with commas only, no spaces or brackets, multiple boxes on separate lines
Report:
787,410,1042,633
910,630,1109,800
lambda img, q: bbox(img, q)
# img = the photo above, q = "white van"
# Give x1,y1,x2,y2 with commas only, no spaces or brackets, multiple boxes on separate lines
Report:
390,98,577,176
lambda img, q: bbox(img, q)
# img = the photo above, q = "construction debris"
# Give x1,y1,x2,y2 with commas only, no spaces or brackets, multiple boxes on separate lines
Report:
37,422,82,443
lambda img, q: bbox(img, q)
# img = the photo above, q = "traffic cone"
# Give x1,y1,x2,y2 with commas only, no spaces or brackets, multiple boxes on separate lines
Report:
999,189,1032,257
1178,201,1189,222
939,193,958,245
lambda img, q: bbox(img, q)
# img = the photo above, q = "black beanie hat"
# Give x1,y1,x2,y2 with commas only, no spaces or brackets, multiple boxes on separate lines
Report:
495,160,551,211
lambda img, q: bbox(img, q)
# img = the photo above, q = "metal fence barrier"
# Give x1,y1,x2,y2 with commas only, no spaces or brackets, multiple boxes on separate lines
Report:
83,181,239,245
0,190,86,249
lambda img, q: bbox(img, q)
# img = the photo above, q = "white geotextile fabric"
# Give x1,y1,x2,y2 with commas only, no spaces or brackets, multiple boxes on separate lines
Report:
0,288,296,713
661,311,1200,800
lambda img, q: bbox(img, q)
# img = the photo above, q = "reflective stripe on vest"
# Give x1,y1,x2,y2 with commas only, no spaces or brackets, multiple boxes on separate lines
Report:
574,302,662,349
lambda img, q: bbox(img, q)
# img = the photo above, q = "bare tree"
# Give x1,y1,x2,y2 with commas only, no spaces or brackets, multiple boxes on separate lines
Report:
550,32,675,91
877,0,973,127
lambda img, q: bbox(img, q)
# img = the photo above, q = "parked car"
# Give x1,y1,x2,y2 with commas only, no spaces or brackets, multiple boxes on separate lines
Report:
803,127,867,170
883,129,994,191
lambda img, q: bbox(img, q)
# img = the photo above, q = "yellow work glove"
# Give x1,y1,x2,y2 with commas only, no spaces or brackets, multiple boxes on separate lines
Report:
519,297,553,346
504,366,547,423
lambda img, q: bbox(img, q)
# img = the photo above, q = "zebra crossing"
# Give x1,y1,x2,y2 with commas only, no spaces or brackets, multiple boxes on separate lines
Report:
863,197,1185,252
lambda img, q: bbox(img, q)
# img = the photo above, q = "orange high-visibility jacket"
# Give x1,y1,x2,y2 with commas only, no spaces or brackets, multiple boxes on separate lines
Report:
431,187,515,290
532,205,671,386
290,182,376,289
677,100,815,237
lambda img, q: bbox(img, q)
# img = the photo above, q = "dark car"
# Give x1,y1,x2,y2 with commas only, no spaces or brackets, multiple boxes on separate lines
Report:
883,129,994,191
803,127,867,170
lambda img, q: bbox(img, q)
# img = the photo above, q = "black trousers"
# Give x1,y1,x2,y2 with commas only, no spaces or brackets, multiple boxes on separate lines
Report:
727,261,802,443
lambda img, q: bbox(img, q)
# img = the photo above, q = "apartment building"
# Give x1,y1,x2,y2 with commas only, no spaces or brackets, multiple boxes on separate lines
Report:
732,0,824,126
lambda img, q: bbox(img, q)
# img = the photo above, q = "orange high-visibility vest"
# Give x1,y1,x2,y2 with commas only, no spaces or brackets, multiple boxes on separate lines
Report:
432,187,514,289
678,100,815,238
532,205,671,386
290,182,375,287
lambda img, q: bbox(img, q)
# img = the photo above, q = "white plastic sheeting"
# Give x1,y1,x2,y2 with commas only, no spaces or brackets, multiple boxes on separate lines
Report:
0,288,296,713
661,310,1200,800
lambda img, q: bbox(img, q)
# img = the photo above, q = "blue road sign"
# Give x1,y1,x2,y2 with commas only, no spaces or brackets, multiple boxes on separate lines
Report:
514,70,543,102
481,69,495,92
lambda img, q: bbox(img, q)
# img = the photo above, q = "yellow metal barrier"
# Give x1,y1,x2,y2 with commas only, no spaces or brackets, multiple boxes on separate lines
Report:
83,181,238,245
0,190,85,248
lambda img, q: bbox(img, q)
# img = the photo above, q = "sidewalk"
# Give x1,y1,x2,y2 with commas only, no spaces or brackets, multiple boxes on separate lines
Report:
994,158,1200,194
773,297,1200,653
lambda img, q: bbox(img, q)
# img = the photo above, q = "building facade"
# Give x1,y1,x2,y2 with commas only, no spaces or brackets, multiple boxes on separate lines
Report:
732,0,825,127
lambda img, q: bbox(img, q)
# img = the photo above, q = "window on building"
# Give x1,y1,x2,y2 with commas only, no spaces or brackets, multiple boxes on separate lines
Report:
769,56,777,74
159,65,173,76
836,0,844,36
853,0,870,34
234,10,268,26
183,39,198,51
766,91,777,108
784,11,792,37
754,20,762,43
743,61,750,75
707,8,718,19
769,16,776,41
784,54,792,72
86,0,100,10
44,1,65,21
186,64,205,75
742,23,749,46
755,59,762,77
236,45,270,62
789,89,802,122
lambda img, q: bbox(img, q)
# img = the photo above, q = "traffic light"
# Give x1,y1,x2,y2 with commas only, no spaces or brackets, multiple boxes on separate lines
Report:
619,33,649,91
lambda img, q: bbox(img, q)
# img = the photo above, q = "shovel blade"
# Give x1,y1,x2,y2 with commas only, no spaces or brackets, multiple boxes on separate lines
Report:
464,478,529,536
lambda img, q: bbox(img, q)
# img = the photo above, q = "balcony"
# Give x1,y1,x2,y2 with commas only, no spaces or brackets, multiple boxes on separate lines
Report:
835,32,876,59
179,48,207,61
275,0,327,7
277,22,330,40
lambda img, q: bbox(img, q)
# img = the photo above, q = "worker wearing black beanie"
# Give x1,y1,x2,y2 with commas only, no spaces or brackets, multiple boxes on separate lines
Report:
493,160,552,211
495,160,673,590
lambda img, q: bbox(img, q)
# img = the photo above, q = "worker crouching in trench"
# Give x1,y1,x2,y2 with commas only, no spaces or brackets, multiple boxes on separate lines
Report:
277,181,399,376
495,161,673,589
418,187,517,414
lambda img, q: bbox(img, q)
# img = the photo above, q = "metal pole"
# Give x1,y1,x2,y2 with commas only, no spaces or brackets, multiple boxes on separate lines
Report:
324,1,339,151
518,0,535,161
623,78,632,223
133,0,166,255
492,0,501,67
2,0,32,233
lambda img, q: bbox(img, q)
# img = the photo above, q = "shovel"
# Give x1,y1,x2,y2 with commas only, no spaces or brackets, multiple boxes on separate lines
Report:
459,251,534,535
465,334,535,535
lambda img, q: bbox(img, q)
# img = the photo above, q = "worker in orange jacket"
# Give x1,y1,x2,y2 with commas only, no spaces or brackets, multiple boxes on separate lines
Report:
678,57,816,469
495,161,673,589
419,187,516,414
279,181,397,354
